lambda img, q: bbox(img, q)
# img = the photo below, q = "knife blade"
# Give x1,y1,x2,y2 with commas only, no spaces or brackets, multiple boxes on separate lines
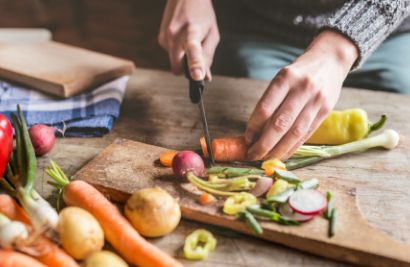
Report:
183,56,215,165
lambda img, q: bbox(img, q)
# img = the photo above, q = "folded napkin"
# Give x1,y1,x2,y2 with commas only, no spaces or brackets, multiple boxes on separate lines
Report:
0,76,129,137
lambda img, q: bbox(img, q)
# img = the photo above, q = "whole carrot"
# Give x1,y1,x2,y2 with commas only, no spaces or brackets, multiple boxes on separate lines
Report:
0,249,47,267
46,161,183,267
0,194,79,267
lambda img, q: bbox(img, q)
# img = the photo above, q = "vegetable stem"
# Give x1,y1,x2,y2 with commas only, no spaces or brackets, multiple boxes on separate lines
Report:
369,114,387,134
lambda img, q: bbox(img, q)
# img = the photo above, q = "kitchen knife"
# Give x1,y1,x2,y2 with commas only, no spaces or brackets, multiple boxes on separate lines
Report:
182,56,215,165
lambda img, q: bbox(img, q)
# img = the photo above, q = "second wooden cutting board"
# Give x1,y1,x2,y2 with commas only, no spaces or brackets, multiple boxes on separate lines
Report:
72,138,410,267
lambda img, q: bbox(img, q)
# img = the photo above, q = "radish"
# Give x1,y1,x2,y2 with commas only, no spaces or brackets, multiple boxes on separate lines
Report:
250,177,273,197
288,189,327,216
172,150,205,178
29,124,56,156
278,203,314,222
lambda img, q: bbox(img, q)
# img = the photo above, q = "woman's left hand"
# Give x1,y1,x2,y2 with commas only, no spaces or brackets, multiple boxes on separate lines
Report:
245,30,359,161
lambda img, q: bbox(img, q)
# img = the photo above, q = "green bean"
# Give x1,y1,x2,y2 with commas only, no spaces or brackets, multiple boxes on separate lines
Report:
324,191,334,219
237,211,263,235
329,208,337,237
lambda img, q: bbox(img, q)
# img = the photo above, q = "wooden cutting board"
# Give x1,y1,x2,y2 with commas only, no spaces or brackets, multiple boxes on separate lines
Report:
72,138,410,267
0,41,135,97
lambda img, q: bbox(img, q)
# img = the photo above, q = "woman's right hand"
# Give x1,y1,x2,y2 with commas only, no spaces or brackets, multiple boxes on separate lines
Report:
158,0,220,81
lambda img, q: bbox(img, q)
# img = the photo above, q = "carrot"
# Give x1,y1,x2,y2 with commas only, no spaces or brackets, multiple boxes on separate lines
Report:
200,136,247,162
0,194,31,224
160,151,178,167
0,194,79,267
199,192,216,205
0,249,47,267
63,180,183,267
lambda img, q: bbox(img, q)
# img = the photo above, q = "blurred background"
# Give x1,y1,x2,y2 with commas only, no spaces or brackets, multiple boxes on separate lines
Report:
0,0,169,69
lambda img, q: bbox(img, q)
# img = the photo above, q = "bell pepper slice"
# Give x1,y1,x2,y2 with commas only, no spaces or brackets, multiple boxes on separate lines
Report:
183,229,217,260
223,192,257,215
261,159,287,176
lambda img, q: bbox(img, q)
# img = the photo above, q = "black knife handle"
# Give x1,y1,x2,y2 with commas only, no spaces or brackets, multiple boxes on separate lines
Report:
182,55,204,104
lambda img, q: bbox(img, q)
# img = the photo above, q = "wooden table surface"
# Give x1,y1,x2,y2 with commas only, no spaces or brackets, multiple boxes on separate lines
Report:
36,68,410,267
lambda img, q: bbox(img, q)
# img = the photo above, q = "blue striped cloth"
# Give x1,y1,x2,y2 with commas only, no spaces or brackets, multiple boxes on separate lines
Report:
0,76,129,137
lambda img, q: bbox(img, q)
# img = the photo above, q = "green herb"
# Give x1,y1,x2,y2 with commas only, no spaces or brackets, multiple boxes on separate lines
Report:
237,211,263,235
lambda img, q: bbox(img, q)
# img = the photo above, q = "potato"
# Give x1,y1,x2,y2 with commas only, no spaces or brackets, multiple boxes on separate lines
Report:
84,250,128,267
58,207,104,260
125,187,181,237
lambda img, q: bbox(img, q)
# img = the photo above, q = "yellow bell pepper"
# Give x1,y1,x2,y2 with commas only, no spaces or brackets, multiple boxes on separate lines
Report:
266,179,289,198
307,108,387,145
223,192,257,215
261,159,287,176
183,229,217,260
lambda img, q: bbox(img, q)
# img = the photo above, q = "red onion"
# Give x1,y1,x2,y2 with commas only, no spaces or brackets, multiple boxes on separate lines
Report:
250,176,273,197
29,124,56,156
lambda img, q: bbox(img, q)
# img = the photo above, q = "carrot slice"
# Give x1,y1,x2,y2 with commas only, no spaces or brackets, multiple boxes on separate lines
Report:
159,151,178,167
262,159,287,176
200,136,247,162
200,137,209,158
199,192,216,205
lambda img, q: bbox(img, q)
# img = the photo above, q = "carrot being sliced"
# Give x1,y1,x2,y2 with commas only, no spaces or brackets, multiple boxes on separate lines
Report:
200,136,247,162
63,180,183,267
159,151,178,167
0,249,47,267
0,194,80,267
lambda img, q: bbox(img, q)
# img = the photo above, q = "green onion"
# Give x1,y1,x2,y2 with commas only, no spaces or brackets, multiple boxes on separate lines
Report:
237,211,263,235
273,169,301,184
246,205,299,226
286,130,400,170
324,191,334,219
266,188,295,203
329,208,337,237
297,178,320,190
207,167,264,178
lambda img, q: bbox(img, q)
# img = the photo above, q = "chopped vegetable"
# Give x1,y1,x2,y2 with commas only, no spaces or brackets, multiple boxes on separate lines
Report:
329,208,337,237
237,211,263,234
0,249,47,267
266,188,295,203
266,179,289,198
84,251,129,267
29,124,56,156
183,229,217,260
287,129,400,170
125,187,181,237
307,109,386,145
0,194,31,225
223,192,257,215
0,113,13,178
261,159,286,176
278,203,314,222
46,161,183,267
58,207,104,260
199,192,216,205
200,136,247,162
207,166,264,178
159,151,177,167
0,212,28,249
273,169,301,184
297,178,320,190
172,150,205,178
250,177,273,197
246,205,299,225
324,192,334,219
288,189,327,216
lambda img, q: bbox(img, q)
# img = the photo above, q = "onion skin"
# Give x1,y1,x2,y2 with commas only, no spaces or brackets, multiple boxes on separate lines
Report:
172,151,205,178
250,177,273,197
58,207,104,260
125,187,181,237
29,124,55,156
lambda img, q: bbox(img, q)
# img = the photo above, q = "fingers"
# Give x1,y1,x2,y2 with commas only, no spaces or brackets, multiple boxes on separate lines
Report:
185,26,206,80
245,73,289,146
247,85,311,161
202,27,220,81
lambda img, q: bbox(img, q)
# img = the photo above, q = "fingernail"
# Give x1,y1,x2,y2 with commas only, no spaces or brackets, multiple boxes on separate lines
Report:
191,68,203,81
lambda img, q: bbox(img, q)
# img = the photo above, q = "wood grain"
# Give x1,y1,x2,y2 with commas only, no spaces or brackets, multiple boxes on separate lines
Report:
0,41,135,97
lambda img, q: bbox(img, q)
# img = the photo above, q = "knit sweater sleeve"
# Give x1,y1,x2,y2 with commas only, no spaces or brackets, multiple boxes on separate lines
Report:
321,1,410,68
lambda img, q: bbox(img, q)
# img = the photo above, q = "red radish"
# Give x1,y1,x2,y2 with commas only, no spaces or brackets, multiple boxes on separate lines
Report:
172,151,204,178
288,189,327,216
29,124,56,156
278,203,314,222
250,177,273,197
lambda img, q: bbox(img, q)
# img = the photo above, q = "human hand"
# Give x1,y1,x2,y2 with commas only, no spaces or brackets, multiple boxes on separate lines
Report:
245,31,359,161
158,0,220,81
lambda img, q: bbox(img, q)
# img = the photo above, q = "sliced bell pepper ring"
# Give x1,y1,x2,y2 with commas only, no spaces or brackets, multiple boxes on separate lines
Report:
261,159,287,176
183,229,217,260
223,192,257,215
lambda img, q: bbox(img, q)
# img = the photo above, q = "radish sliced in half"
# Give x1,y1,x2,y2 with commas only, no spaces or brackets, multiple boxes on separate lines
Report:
278,203,314,222
289,189,327,216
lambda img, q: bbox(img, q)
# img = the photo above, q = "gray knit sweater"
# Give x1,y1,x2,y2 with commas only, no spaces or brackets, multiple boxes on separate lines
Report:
216,0,410,67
